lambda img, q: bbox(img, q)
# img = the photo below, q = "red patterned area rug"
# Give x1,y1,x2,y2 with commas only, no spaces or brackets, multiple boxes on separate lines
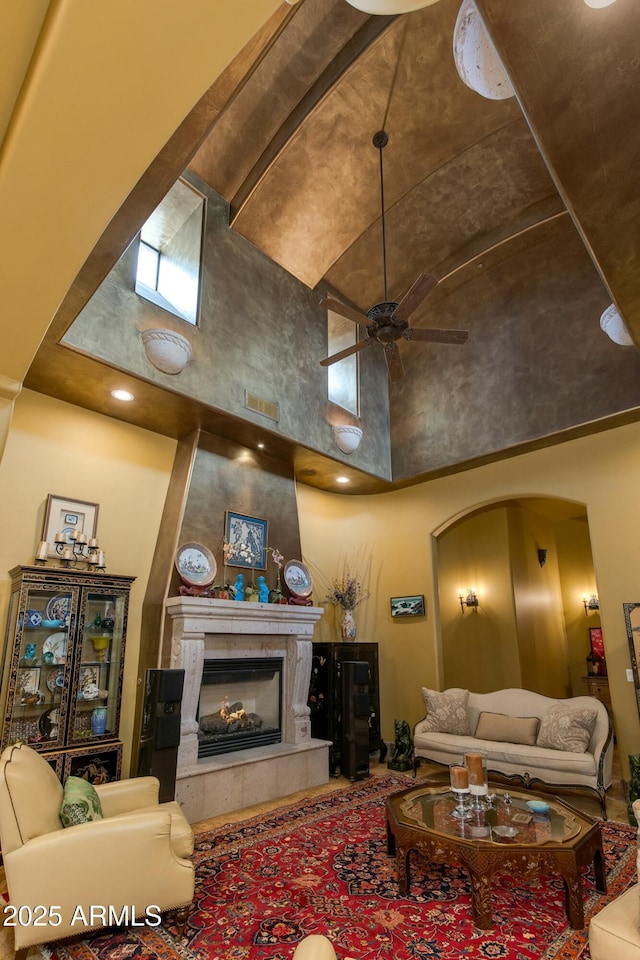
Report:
42,774,636,960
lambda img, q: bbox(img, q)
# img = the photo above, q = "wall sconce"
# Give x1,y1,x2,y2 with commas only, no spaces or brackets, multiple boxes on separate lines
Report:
583,594,600,615
537,548,547,567
332,424,363,455
459,590,478,614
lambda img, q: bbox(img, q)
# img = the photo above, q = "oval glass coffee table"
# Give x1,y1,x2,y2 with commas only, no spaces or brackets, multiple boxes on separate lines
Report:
385,782,606,929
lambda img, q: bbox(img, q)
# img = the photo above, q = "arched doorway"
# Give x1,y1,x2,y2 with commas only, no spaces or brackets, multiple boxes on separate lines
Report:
435,496,601,698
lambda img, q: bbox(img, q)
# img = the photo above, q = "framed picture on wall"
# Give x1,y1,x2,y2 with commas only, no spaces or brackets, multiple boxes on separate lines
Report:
224,511,268,569
390,595,425,618
589,627,605,660
42,495,99,559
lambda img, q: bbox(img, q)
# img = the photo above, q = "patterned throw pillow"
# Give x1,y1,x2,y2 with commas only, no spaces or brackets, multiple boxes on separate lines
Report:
422,687,470,735
60,776,104,827
536,704,597,754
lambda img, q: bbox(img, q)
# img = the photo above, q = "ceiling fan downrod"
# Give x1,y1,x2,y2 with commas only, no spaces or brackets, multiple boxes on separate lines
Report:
373,130,389,303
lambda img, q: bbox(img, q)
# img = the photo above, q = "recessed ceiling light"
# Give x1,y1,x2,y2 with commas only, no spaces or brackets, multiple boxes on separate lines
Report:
111,389,134,402
257,443,265,450
583,0,617,6
336,476,350,484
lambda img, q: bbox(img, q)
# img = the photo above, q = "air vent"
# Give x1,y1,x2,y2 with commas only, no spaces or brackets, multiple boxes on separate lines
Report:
244,391,279,422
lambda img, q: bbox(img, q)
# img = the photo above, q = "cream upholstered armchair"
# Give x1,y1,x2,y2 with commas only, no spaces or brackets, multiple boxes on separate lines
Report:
588,798,640,959
0,742,194,958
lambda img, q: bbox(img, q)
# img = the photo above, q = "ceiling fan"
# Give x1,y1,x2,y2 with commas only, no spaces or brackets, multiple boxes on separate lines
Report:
319,131,468,381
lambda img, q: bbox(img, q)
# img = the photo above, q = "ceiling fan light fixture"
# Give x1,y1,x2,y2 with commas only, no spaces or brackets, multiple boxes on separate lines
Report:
344,0,440,12
453,0,515,101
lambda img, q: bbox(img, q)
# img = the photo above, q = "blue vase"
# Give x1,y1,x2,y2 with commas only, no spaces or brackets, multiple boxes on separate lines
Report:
91,707,107,735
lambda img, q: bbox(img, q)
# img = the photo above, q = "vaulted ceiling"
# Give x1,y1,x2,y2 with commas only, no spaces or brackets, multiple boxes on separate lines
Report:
23,0,640,492
188,0,639,337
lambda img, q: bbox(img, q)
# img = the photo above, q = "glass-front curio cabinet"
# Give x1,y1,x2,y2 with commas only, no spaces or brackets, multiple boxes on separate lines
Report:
0,565,136,783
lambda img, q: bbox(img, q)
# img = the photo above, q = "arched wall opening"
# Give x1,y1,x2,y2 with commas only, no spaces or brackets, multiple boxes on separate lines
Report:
434,496,601,700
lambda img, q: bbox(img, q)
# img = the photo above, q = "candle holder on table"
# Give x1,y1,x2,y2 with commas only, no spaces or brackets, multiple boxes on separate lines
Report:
449,764,473,820
465,751,488,812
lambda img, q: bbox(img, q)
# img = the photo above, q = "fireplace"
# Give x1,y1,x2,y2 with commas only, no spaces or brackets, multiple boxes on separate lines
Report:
165,597,330,822
198,657,283,757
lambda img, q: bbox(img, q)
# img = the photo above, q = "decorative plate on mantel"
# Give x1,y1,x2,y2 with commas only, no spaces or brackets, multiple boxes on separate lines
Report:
175,542,217,588
284,560,313,598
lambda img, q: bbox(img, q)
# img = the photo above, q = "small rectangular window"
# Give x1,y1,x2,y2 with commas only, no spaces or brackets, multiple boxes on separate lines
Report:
134,177,205,326
136,241,159,290
327,309,359,416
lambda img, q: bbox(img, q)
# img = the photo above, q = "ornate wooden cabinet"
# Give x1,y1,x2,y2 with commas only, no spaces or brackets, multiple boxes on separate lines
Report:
0,565,135,783
308,641,387,775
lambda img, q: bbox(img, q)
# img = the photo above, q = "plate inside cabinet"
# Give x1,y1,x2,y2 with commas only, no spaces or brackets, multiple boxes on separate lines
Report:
46,667,65,693
175,542,217,587
39,706,61,739
45,595,71,623
283,560,313,598
43,632,66,662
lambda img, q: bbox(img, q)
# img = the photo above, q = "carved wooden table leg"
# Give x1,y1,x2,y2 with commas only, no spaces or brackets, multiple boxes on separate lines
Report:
561,869,585,929
466,864,493,929
386,818,396,857
395,842,410,895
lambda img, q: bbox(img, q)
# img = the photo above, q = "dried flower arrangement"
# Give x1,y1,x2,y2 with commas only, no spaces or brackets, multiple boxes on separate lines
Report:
324,573,369,612
322,545,372,612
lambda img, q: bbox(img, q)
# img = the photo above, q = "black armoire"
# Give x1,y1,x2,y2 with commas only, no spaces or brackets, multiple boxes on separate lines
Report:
308,641,386,776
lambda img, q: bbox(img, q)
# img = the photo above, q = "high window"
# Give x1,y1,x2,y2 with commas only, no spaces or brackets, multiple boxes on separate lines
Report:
326,308,359,416
135,178,205,325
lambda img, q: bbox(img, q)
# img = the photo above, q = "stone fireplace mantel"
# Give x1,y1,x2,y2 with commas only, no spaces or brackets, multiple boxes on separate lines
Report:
165,597,329,821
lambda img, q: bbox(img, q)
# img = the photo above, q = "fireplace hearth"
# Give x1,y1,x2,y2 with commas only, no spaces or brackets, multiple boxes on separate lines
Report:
198,657,283,757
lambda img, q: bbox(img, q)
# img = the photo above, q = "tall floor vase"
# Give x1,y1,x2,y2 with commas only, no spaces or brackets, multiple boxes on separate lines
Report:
341,609,356,641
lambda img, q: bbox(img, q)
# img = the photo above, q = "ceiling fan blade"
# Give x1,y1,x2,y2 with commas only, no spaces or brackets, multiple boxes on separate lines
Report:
384,343,405,381
319,339,371,367
403,327,469,344
392,273,439,323
320,297,368,327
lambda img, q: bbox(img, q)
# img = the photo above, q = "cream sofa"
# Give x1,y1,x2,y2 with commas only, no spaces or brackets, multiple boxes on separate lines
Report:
413,687,613,818
588,799,640,959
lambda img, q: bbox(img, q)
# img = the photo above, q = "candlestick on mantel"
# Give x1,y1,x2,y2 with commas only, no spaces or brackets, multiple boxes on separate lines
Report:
450,764,469,791
35,541,49,562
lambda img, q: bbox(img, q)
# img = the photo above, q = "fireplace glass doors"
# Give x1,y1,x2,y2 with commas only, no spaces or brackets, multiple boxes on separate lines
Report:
197,657,283,758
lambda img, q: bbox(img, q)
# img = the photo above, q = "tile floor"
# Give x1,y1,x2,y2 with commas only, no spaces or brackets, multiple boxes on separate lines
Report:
0,752,630,959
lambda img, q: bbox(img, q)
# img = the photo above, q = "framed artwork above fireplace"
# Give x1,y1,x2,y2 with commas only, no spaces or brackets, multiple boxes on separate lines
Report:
225,511,268,569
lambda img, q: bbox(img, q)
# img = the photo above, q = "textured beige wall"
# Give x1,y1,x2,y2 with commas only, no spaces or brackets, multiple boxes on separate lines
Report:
437,508,520,693
556,518,600,699
0,390,176,774
508,505,569,699
298,419,640,778
2,389,638,779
